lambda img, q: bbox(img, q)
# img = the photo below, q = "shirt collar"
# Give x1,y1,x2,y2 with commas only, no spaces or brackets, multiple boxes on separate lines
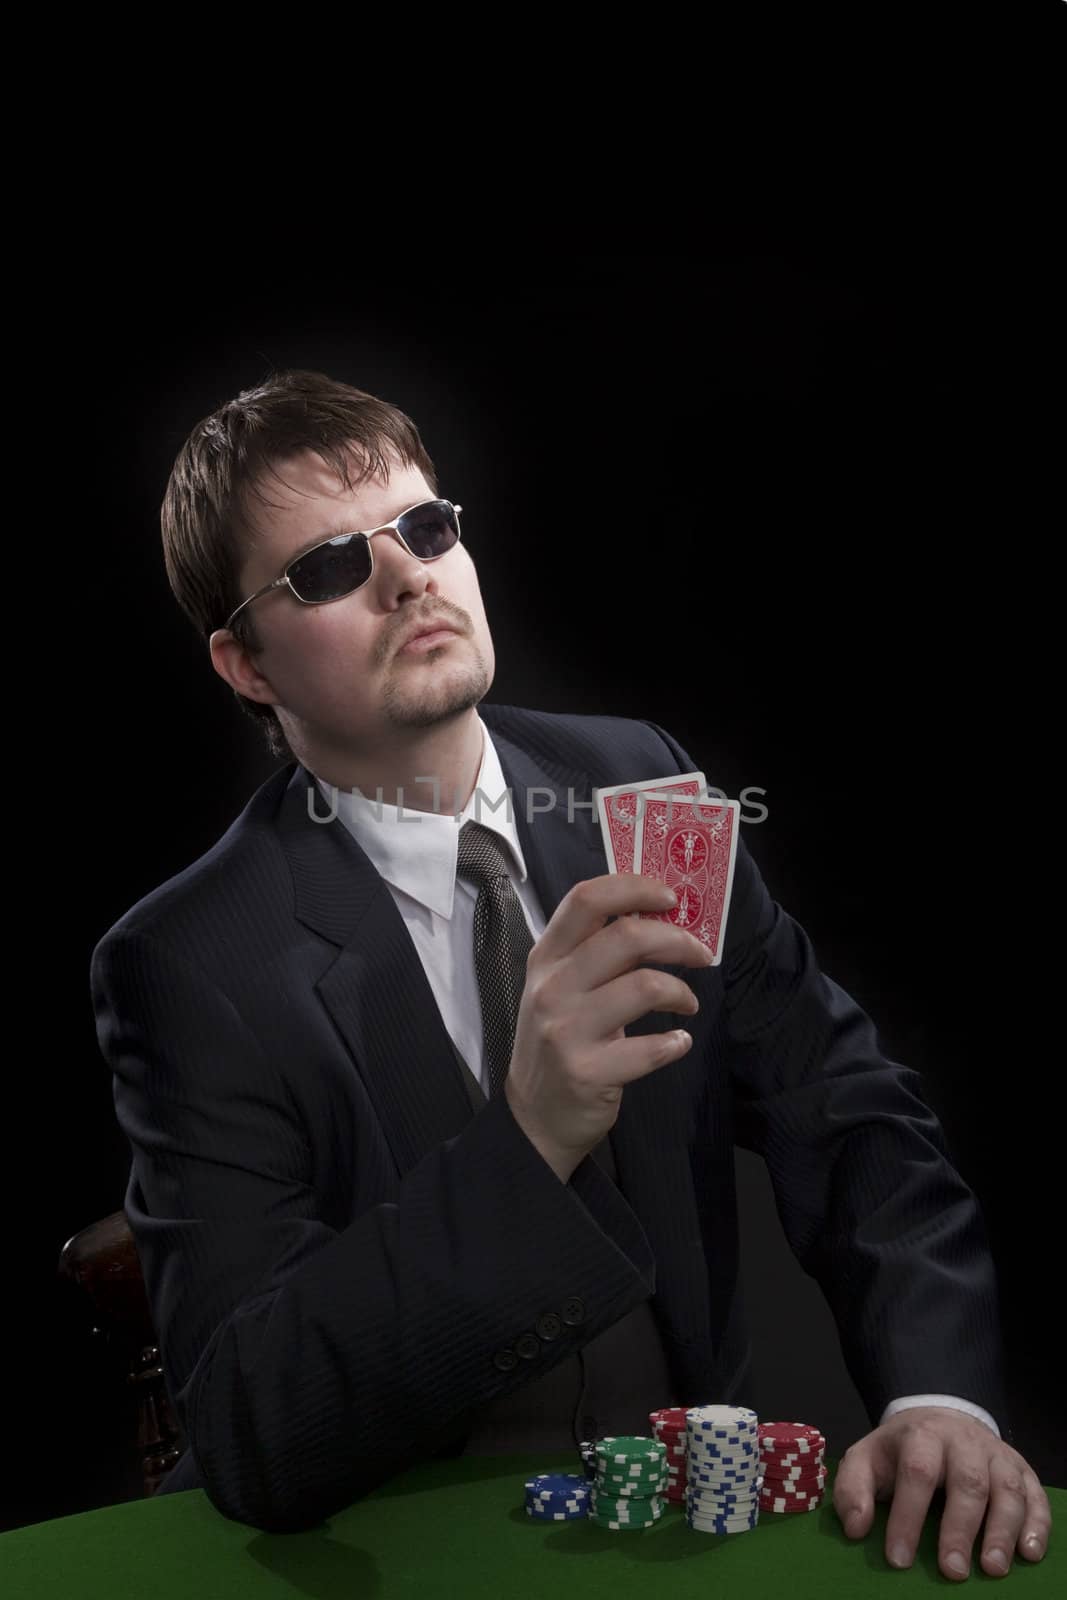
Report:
312,713,528,919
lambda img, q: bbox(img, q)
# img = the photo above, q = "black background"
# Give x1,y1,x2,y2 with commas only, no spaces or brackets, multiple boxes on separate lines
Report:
5,217,1062,1533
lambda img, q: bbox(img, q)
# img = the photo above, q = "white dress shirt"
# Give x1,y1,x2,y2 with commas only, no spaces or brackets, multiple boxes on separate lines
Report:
313,713,998,1440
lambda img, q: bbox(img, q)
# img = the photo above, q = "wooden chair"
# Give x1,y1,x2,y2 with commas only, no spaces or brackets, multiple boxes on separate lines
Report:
57,1210,186,1497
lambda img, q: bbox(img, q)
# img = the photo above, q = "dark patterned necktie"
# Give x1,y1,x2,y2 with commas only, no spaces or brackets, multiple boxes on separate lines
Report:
455,820,535,1098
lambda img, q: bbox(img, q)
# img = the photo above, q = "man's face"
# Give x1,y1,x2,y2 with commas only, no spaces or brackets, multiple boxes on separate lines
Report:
215,448,495,758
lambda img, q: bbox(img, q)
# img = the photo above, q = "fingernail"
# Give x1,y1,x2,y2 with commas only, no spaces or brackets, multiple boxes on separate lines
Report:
1024,1533,1043,1557
945,1552,969,1578
985,1547,1009,1573
888,1543,912,1569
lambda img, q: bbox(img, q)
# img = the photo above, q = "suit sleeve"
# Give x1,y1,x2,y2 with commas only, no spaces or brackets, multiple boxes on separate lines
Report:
91,926,656,1533
640,718,1012,1441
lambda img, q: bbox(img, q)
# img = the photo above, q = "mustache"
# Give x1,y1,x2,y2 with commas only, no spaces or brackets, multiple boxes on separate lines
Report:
393,610,465,650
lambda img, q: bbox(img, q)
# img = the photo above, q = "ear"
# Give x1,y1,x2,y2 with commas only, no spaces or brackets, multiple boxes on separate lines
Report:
208,629,278,705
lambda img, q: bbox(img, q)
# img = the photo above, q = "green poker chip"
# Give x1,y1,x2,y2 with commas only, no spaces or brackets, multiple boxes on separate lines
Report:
590,1506,665,1530
594,1435,666,1467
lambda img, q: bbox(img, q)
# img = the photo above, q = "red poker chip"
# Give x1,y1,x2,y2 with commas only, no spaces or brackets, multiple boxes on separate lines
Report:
759,1481,824,1499
764,1446,831,1459
760,1447,826,1462
755,1484,825,1497
758,1484,825,1497
758,1430,824,1441
758,1444,826,1460
760,1483,825,1499
763,1476,827,1492
760,1495,824,1514
758,1423,825,1451
649,1408,689,1430
762,1464,826,1478
764,1472,831,1484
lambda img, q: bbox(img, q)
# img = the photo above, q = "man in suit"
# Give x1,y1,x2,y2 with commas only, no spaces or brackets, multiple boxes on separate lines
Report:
91,369,1050,1579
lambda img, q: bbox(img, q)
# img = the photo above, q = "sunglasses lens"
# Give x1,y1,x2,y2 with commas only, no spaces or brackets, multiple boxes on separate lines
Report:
289,535,372,603
398,499,460,560
288,501,459,603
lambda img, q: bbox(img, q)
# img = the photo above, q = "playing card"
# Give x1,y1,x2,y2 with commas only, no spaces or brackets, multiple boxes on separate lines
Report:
594,772,708,876
632,795,741,965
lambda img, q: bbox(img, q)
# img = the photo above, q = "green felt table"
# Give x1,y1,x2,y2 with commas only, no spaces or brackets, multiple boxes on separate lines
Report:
2,1455,1062,1598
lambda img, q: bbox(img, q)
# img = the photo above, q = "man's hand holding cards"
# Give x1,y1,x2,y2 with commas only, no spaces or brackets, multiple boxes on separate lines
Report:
594,773,740,964
503,769,739,1184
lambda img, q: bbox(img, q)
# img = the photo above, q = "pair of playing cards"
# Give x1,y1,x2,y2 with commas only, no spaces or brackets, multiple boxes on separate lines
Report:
593,772,740,965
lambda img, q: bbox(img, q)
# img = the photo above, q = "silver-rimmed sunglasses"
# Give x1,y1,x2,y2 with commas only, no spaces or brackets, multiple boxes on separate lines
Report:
224,498,463,632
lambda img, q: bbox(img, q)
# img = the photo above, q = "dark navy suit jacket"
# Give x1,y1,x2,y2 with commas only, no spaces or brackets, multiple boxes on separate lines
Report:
90,704,1009,1531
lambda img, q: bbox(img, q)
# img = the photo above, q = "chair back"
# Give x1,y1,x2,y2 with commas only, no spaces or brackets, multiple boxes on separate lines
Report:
57,1210,185,1497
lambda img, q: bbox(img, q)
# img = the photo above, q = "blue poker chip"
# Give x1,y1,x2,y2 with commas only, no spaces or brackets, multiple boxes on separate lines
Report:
687,1433,755,1446
687,1479,761,1493
526,1498,590,1514
686,1495,760,1512
691,1465,755,1479
687,1499,761,1514
689,1476,763,1490
690,1514,759,1527
523,1471,591,1522
525,1473,590,1500
686,1511,760,1531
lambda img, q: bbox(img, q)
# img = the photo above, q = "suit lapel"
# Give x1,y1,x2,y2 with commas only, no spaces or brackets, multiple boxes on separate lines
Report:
274,725,603,1178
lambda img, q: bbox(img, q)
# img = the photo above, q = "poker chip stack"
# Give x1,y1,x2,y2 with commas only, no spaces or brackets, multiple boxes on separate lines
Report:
524,1472,592,1521
648,1407,691,1504
577,1439,599,1482
588,1436,668,1530
683,1404,763,1535
757,1422,828,1513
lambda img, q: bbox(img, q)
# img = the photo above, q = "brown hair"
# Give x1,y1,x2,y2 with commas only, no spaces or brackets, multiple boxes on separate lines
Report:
160,368,439,761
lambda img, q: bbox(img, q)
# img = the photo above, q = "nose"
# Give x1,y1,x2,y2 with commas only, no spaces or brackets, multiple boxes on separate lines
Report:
369,526,435,599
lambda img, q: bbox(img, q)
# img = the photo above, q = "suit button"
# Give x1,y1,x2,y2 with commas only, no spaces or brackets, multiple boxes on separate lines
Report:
535,1312,562,1341
515,1332,540,1360
561,1297,586,1326
493,1347,518,1372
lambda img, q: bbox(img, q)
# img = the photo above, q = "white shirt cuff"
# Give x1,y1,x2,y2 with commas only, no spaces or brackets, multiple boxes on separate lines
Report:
880,1394,1000,1439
